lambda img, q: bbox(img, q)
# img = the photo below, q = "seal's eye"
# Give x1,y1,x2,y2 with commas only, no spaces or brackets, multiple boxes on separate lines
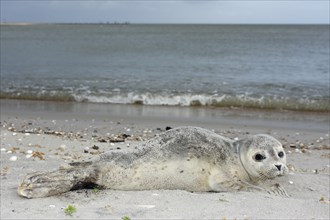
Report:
278,151,284,158
254,154,266,161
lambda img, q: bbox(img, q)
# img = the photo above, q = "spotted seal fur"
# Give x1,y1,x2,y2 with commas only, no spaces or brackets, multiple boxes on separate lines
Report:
18,126,288,198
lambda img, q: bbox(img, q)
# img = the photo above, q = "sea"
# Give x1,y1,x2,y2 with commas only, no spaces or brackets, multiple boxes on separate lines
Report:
1,24,329,112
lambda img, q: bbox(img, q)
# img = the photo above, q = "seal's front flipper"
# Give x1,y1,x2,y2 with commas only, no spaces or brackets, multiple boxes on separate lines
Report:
267,183,290,197
18,166,97,198
240,180,289,197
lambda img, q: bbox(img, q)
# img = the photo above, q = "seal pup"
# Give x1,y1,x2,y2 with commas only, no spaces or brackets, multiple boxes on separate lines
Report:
18,126,288,198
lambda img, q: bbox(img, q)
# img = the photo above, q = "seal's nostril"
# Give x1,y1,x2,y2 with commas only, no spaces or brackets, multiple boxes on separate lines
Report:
275,165,282,171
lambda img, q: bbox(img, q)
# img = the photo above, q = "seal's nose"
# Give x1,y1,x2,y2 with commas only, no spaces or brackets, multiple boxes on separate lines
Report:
275,165,282,171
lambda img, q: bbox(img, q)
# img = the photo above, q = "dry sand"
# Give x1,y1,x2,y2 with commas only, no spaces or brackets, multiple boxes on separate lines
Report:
0,100,329,219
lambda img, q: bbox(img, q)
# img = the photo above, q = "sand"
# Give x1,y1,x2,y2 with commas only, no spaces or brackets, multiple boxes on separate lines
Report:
0,100,329,219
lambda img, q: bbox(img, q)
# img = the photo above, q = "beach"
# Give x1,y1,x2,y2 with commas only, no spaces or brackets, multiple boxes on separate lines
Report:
0,99,329,219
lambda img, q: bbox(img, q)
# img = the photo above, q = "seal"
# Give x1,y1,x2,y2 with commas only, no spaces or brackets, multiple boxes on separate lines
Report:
17,126,289,198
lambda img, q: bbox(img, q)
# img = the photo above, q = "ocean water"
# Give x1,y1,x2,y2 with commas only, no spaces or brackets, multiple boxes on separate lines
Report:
0,24,329,111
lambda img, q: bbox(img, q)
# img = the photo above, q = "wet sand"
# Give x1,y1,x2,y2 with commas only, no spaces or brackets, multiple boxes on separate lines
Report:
1,100,329,219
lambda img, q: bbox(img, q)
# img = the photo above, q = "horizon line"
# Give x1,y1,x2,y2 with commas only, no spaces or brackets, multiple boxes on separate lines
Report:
1,22,329,26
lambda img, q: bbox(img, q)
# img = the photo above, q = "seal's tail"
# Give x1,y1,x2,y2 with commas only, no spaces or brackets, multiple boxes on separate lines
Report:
18,163,98,198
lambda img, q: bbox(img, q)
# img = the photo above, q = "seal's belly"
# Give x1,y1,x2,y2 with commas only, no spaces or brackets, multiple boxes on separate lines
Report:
97,159,216,191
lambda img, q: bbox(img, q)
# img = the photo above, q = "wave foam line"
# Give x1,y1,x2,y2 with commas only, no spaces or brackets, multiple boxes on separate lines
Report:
1,91,329,112
73,93,329,112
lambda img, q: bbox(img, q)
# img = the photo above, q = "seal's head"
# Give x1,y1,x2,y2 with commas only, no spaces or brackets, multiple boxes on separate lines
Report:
236,134,288,180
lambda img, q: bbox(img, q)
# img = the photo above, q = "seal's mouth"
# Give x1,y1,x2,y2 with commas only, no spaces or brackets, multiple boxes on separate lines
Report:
257,168,284,180
266,168,286,178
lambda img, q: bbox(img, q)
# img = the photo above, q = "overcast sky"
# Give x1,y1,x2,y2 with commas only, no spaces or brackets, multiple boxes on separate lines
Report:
1,0,329,24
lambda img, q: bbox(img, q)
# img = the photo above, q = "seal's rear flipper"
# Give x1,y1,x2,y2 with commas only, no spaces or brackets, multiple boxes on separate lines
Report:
18,165,98,198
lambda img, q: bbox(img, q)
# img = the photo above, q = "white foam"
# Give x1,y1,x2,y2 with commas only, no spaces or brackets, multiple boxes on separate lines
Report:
71,91,328,111
73,92,228,106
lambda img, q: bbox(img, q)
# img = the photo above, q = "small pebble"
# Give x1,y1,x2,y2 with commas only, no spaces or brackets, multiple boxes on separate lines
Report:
288,164,295,171
26,154,32,158
289,181,293,184
49,205,56,208
25,133,30,136
12,133,17,136
110,143,115,146
165,126,172,130
301,149,310,154
59,144,66,150
92,145,99,150
84,147,90,151
7,150,12,154
26,150,33,154
137,205,155,209
1,148,6,152
9,156,18,161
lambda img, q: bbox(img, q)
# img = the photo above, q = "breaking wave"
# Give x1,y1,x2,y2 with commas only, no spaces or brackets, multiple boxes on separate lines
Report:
1,91,328,112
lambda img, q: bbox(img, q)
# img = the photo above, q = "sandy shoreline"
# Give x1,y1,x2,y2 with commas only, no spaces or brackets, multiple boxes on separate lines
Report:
1,100,329,219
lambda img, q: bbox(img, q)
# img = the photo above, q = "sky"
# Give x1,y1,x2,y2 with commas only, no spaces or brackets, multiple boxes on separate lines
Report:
0,0,329,24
